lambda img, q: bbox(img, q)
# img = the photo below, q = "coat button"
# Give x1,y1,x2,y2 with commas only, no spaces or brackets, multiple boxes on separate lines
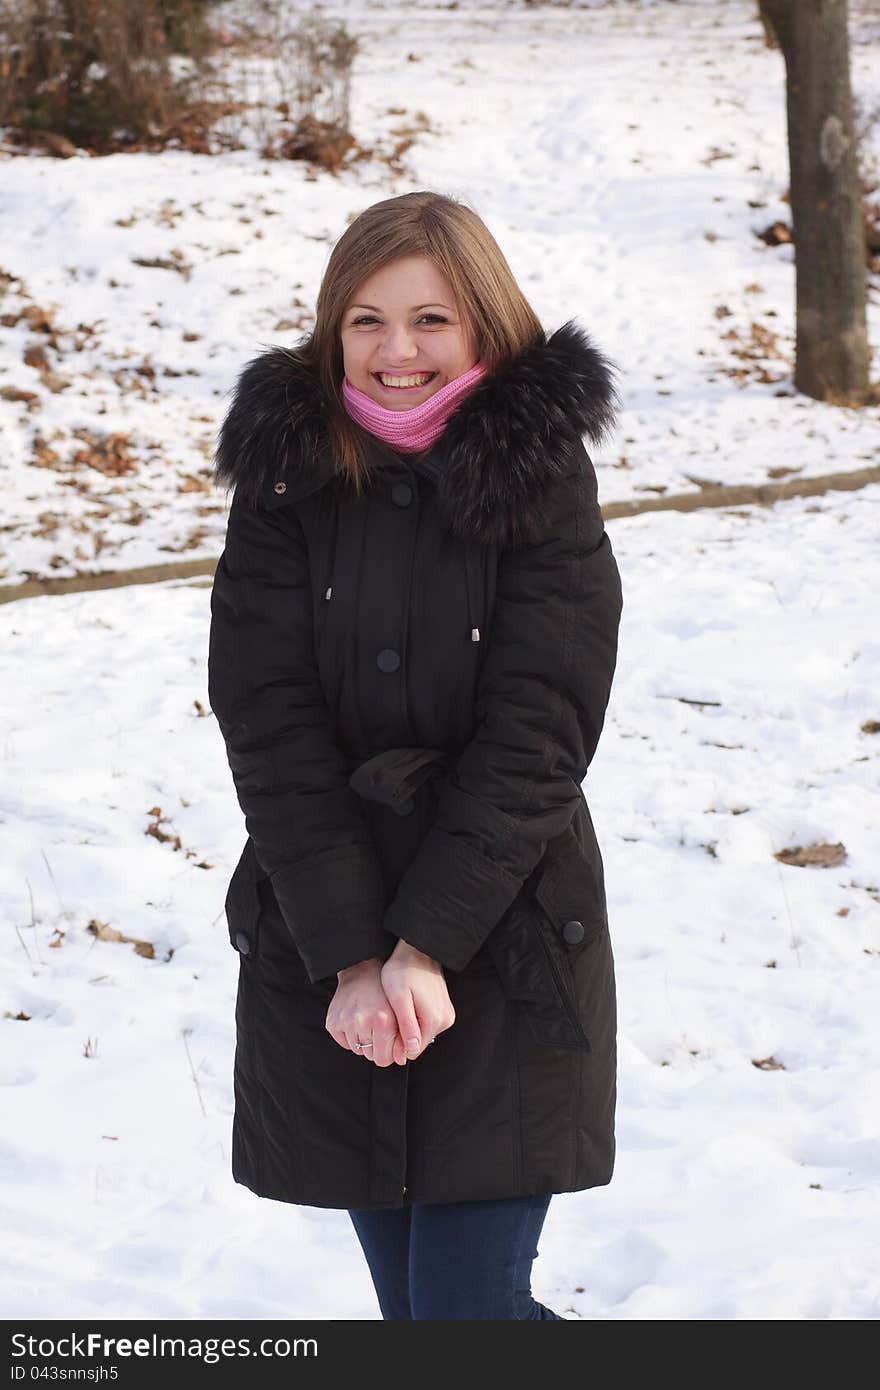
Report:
392,797,415,816
234,930,252,955
562,919,585,945
391,482,413,507
273,480,287,495
376,648,400,673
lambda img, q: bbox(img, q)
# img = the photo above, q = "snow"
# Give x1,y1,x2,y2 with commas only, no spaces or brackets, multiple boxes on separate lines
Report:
1,0,878,1321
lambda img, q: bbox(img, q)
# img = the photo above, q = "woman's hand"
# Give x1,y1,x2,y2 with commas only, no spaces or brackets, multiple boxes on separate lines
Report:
380,939,456,1066
325,942,456,1067
326,958,402,1068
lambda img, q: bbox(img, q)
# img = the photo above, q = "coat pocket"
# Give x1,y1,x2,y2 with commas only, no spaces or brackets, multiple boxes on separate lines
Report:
225,839,332,997
224,838,262,961
531,824,607,958
483,824,605,1052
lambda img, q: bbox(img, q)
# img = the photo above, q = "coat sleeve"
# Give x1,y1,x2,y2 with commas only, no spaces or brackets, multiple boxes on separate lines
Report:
208,492,393,984
382,441,623,972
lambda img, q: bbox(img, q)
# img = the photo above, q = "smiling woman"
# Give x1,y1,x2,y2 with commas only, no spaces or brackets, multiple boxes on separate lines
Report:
336,253,495,457
341,257,479,406
340,274,490,456
209,189,623,1321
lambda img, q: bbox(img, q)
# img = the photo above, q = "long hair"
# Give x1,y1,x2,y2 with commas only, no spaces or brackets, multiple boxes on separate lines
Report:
293,190,545,492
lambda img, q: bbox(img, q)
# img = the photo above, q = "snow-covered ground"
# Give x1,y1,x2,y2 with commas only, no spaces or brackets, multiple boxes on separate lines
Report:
1,0,878,586
2,482,878,1321
1,0,878,1321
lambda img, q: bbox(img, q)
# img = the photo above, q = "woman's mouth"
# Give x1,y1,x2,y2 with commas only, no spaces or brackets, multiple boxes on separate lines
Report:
372,371,438,393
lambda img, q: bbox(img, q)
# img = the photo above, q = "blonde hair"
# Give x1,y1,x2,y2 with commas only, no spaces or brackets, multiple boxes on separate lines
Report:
294,190,544,492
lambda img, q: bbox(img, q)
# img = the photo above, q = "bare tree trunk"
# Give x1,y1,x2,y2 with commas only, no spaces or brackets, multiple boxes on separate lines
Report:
758,0,869,404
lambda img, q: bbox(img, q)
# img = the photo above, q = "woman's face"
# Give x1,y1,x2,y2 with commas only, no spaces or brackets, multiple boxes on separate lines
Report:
340,254,478,409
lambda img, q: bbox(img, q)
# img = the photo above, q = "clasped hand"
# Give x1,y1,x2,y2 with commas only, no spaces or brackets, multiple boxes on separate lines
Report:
325,939,456,1066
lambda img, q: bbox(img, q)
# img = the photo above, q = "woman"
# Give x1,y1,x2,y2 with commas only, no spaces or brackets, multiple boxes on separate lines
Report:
208,190,624,1321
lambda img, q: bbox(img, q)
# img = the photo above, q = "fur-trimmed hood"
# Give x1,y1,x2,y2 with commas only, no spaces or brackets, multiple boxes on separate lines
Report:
213,319,619,547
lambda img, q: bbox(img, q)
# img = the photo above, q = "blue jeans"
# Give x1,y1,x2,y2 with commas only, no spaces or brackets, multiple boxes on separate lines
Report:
348,1193,564,1320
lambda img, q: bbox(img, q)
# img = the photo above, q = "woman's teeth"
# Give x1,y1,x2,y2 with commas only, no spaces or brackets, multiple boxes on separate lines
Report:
375,372,436,388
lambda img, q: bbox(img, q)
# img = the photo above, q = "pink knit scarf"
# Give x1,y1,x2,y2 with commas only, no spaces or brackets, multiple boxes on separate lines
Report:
341,361,488,453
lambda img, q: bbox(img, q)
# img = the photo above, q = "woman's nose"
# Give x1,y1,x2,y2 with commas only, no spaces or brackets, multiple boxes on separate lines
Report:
380,324,419,361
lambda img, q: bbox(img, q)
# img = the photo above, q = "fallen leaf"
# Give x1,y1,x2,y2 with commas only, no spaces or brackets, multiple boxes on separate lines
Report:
87,918,155,959
0,386,38,403
757,220,793,246
776,841,846,868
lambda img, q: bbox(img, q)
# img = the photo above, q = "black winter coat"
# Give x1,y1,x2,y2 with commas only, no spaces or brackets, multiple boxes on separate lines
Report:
208,320,624,1210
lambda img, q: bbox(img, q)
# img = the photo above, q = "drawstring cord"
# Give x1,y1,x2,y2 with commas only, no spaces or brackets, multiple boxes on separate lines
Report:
463,541,480,644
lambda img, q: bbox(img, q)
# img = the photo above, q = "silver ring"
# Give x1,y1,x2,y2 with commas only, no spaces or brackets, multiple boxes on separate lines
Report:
352,1041,363,1051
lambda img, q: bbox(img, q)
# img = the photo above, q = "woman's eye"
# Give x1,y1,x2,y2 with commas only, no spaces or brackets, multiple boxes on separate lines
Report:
350,314,447,326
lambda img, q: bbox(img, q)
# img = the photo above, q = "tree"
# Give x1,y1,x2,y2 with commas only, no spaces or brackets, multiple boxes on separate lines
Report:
758,0,869,405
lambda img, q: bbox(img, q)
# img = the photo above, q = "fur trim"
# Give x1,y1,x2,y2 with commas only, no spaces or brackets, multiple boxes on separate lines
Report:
213,346,333,503
213,319,619,546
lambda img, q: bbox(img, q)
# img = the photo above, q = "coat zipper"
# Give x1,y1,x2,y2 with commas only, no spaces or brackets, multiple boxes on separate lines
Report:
510,1010,524,1191
398,486,419,741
